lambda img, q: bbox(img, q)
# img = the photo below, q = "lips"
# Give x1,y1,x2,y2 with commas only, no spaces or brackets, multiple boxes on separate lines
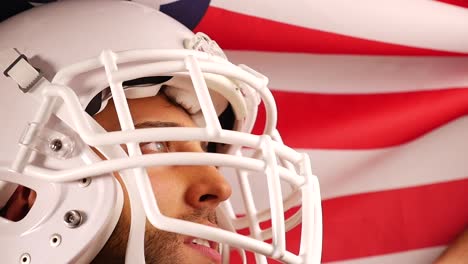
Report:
184,237,221,263
183,223,221,263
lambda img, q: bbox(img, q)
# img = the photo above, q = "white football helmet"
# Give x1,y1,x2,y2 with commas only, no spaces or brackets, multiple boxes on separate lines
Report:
0,1,322,263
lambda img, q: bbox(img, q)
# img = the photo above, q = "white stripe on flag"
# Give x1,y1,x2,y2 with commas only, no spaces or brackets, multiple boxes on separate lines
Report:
226,116,468,213
309,116,468,199
225,51,468,94
212,0,468,53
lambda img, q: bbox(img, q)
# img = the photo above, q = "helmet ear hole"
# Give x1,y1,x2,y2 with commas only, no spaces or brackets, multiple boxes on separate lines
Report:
0,184,36,222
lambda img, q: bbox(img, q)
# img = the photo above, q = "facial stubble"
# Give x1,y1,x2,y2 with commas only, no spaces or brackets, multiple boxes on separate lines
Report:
93,207,218,264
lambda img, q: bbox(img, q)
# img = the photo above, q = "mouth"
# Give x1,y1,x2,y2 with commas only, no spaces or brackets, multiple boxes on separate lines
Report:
186,237,218,250
183,223,221,263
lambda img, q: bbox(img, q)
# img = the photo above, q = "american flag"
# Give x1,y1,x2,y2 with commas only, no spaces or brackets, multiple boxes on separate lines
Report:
171,0,468,263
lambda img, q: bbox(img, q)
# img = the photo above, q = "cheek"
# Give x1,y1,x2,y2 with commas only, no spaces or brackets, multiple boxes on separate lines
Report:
147,166,188,217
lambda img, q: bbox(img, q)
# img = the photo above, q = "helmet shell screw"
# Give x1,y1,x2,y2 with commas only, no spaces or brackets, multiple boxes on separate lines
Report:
49,139,63,152
64,210,83,228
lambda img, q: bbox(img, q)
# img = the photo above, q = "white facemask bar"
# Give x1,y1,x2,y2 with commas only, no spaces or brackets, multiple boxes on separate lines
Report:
3,48,322,263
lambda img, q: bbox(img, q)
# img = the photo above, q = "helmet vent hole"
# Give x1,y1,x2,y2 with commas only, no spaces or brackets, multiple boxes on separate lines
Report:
20,253,30,264
79,178,91,187
50,234,62,247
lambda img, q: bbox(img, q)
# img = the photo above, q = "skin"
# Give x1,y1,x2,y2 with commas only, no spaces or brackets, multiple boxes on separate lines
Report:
90,94,232,263
433,228,468,264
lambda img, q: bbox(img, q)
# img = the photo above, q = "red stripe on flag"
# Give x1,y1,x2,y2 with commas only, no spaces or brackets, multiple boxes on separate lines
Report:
194,7,463,56
229,208,302,263
229,179,468,263
437,0,468,8
321,178,468,261
252,88,468,149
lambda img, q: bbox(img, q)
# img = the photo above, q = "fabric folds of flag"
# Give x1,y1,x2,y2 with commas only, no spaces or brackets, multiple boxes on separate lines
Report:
191,0,468,263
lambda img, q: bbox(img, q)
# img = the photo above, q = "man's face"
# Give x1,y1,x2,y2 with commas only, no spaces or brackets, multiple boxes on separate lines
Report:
93,94,232,264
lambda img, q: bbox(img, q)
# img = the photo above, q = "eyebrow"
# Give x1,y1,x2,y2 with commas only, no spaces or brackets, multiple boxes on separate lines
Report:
134,121,182,129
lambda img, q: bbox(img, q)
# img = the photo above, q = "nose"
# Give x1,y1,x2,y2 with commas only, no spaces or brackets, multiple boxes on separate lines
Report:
184,166,232,210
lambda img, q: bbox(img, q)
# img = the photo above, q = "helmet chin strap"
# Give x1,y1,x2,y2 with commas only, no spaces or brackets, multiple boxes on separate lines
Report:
0,48,42,93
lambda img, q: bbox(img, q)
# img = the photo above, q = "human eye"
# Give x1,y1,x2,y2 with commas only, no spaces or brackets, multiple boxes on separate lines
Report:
139,141,169,154
201,141,208,152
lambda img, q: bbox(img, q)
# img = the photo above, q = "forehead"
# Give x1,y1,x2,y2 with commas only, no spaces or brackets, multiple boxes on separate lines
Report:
94,94,197,131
